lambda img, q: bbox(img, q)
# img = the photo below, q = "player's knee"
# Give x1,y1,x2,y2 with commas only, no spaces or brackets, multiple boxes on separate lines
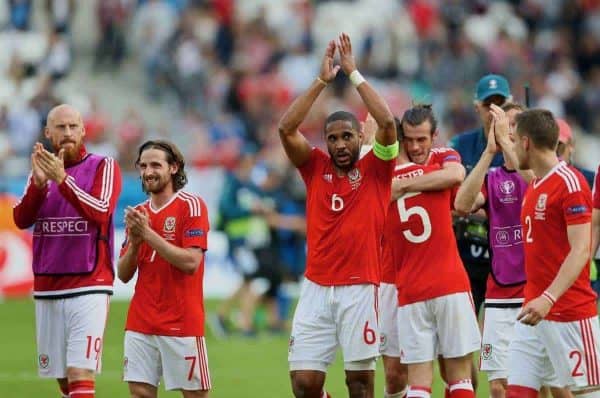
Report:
128,382,156,398
506,385,538,398
345,377,370,398
489,379,507,398
66,367,94,383
291,374,323,398
384,366,408,392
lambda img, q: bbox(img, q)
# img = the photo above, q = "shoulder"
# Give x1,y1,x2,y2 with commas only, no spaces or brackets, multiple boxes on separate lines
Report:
176,191,207,217
555,163,588,194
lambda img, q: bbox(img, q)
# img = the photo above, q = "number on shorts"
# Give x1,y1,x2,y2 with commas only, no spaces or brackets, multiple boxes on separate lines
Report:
331,194,344,212
363,321,376,345
397,192,431,243
570,350,584,377
185,355,197,381
85,336,102,360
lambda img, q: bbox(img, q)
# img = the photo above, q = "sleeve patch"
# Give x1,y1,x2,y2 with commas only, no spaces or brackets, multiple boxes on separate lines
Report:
185,228,205,237
567,205,588,215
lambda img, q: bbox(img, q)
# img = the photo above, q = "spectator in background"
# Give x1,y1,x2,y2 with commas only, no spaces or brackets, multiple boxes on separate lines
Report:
9,0,32,31
449,74,511,319
39,29,72,81
45,0,76,34
94,0,131,70
555,118,595,189
116,108,145,171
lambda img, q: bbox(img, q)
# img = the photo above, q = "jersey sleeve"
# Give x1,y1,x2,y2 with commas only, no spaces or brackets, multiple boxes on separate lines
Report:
297,148,323,186
363,149,395,182
12,174,48,229
594,165,600,209
562,186,593,226
439,148,462,165
181,196,210,250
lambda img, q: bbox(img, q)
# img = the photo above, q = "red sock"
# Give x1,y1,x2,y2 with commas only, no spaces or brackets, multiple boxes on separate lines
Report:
407,385,431,398
68,380,95,398
321,391,331,398
59,384,69,398
506,385,538,398
444,385,450,398
448,379,474,398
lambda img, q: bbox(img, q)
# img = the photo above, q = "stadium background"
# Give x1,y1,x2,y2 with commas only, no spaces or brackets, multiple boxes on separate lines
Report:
1,0,600,396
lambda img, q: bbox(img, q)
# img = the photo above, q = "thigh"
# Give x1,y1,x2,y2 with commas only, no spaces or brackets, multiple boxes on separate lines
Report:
64,294,110,373
124,331,161,387
435,292,481,359
379,283,400,357
159,336,211,392
540,317,600,390
397,300,437,363
481,306,521,378
337,284,380,363
288,279,337,368
507,321,555,391
35,299,67,378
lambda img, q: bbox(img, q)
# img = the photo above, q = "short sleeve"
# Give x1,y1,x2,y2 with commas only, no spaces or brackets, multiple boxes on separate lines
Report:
297,148,322,186
562,189,593,226
181,198,210,250
440,148,462,165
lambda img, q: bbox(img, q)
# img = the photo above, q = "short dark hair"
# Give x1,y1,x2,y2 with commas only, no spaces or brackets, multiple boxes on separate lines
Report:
136,140,188,192
501,102,526,113
324,111,360,133
515,109,558,151
398,104,437,138
394,116,402,141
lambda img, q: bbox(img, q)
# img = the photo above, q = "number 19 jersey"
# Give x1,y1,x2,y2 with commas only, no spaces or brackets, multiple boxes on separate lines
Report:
298,148,395,286
387,163,471,305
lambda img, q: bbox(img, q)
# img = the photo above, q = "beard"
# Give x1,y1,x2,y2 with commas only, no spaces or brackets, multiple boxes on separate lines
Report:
330,148,360,171
56,141,82,163
141,176,169,194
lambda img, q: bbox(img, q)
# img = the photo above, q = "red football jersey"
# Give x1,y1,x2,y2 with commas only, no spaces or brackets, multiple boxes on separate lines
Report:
387,163,471,305
122,191,209,336
594,165,600,209
521,162,597,322
298,148,394,286
427,147,461,166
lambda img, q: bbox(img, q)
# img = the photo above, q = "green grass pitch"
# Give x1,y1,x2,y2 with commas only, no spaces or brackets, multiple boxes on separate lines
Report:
0,298,490,397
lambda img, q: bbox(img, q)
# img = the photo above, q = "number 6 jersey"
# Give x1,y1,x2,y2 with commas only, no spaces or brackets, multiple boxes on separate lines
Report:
298,147,395,286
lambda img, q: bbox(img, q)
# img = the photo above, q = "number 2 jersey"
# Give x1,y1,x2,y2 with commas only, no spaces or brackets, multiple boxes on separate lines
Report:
120,190,209,336
384,162,471,306
298,147,395,286
521,161,596,322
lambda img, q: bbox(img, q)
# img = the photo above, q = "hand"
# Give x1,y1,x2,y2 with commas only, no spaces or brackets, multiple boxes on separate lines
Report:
31,143,48,188
361,113,377,145
484,119,498,155
125,206,150,240
319,40,341,83
126,226,143,246
337,32,357,76
517,296,553,326
35,147,67,184
490,104,511,148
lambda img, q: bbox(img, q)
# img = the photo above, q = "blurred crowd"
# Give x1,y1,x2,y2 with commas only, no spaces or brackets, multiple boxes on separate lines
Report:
1,0,600,333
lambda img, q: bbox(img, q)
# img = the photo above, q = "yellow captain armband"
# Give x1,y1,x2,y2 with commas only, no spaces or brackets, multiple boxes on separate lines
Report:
373,140,399,161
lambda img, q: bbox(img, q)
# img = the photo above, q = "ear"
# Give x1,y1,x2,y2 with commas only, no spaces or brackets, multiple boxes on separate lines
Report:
170,163,179,175
432,129,439,143
44,126,50,139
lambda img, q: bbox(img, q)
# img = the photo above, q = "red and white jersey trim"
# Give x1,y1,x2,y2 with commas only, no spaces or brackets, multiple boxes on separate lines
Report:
33,285,113,297
179,191,202,217
64,157,116,213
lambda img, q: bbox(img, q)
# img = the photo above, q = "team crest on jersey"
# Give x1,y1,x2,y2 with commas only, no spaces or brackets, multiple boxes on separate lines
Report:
39,354,49,368
164,216,176,232
482,344,492,360
348,168,362,189
499,180,515,195
535,193,547,220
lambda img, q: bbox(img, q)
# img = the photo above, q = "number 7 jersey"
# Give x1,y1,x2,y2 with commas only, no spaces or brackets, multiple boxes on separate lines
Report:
384,162,471,305
298,148,395,286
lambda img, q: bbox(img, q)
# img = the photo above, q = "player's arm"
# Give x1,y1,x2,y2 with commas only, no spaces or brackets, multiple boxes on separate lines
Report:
278,41,340,167
13,145,50,228
117,232,141,283
592,208,600,259
337,33,396,149
454,126,497,214
391,162,465,201
546,222,591,300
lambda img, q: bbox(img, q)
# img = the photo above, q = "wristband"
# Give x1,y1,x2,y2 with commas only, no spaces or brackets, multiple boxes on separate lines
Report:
316,76,328,86
349,70,366,87
541,290,557,306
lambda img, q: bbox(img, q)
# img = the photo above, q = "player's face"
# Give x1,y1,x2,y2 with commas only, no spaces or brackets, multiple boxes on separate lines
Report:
44,107,85,162
402,120,435,165
514,128,530,169
325,120,361,171
137,148,177,194
506,108,522,142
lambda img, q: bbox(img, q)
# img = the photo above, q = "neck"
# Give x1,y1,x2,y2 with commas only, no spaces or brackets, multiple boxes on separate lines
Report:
150,189,176,209
529,150,560,180
64,145,87,167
